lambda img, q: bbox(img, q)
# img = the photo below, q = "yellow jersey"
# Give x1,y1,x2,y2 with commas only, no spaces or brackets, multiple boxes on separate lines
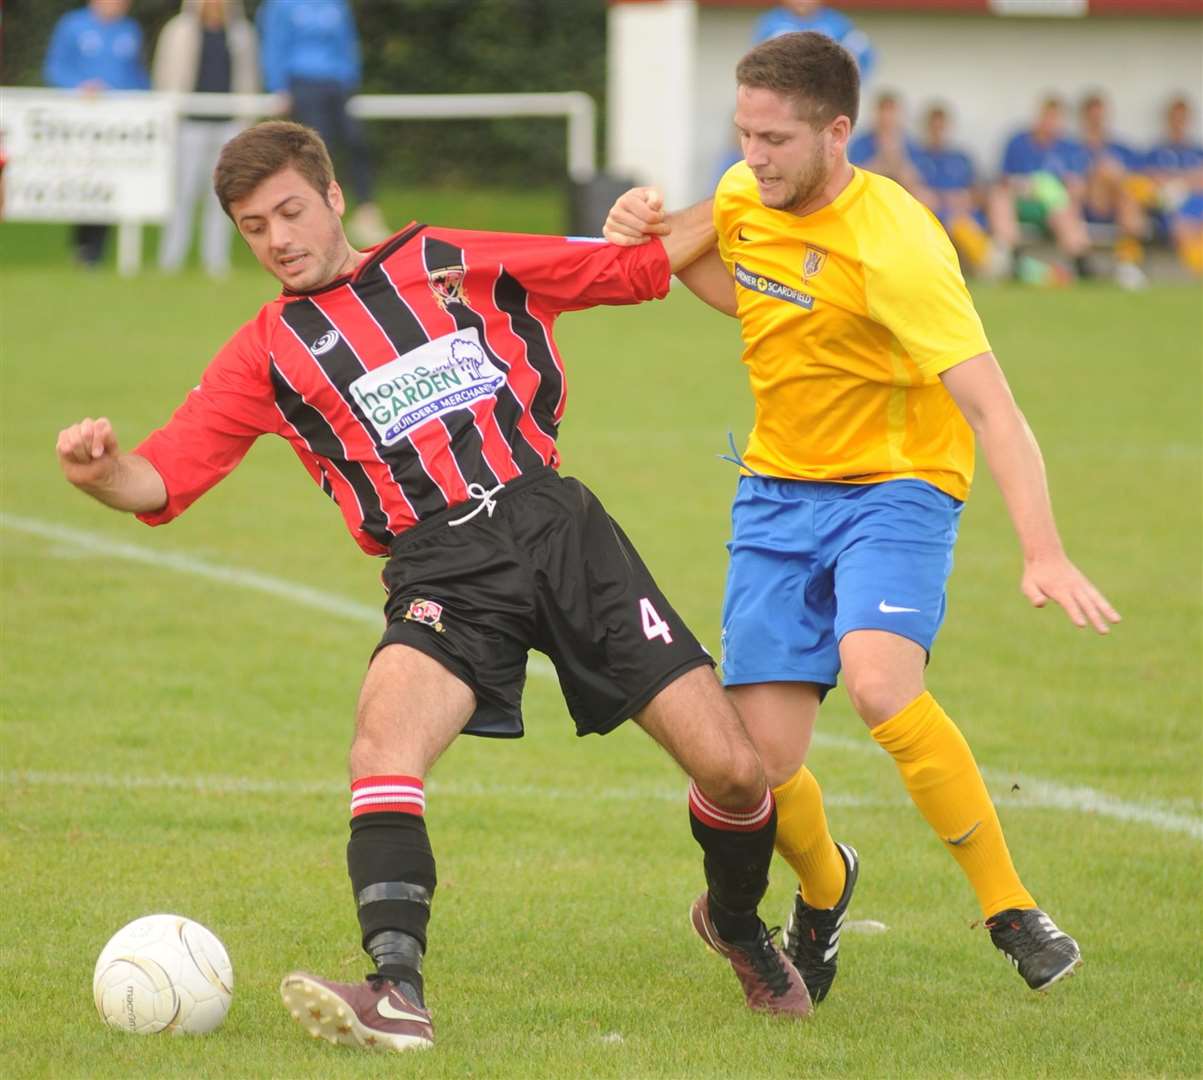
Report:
714,162,990,501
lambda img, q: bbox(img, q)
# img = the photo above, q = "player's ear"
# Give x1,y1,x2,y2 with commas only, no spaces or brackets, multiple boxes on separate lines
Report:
828,114,853,155
327,180,347,217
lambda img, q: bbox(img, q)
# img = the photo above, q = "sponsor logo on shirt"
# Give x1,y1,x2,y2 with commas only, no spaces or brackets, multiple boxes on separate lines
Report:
348,327,506,446
311,330,340,355
734,263,814,310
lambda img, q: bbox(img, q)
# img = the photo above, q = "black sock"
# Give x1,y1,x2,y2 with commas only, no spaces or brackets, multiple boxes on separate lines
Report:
347,810,437,1002
367,928,425,1006
688,784,776,942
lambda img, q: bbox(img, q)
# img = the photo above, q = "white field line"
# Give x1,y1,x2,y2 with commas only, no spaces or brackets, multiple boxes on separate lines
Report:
0,768,890,809
3,513,1200,841
0,512,557,678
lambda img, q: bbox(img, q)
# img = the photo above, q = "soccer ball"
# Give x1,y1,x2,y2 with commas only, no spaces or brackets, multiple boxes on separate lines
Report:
93,914,233,1035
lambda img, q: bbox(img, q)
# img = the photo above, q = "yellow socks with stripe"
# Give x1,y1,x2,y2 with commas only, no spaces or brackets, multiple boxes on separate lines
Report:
771,765,846,909
870,692,1035,918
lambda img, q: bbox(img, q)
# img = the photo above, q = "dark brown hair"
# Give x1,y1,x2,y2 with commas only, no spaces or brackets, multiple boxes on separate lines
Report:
735,31,860,129
213,120,335,216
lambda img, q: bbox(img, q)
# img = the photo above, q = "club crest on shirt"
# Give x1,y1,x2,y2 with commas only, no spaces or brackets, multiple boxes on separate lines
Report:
404,598,445,632
428,265,469,309
802,244,828,281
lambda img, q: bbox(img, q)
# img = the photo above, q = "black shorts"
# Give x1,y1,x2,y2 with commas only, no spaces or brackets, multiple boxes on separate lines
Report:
376,467,712,737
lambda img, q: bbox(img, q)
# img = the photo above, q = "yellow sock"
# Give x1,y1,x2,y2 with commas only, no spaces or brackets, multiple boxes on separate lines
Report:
871,691,1035,918
949,215,991,270
1179,233,1203,275
1114,235,1144,265
772,765,845,909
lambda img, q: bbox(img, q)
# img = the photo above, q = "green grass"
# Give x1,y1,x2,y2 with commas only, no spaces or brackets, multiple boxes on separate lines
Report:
1,226,1201,1078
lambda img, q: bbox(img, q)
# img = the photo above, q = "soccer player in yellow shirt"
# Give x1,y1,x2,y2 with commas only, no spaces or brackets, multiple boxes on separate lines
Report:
604,31,1119,1002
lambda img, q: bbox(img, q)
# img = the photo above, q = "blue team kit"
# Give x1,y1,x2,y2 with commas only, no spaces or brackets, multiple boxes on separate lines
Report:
721,476,964,692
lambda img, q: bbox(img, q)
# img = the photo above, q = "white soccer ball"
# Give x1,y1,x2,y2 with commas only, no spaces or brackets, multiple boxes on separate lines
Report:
93,914,233,1035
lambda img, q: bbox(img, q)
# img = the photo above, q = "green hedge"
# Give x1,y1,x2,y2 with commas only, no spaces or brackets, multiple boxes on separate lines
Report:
4,0,607,185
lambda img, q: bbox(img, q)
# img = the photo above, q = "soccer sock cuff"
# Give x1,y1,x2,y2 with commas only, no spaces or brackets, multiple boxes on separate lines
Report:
771,765,846,910
351,774,426,817
347,776,437,967
688,782,775,942
871,692,1035,918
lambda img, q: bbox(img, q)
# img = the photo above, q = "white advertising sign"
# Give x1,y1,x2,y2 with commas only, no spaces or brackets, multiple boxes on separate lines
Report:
1,88,176,223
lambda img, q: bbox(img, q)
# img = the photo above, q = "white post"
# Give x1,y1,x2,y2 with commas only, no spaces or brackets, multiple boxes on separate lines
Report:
116,222,142,277
606,0,697,210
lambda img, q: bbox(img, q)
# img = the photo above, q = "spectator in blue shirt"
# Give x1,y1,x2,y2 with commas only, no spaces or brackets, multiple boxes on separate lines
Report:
914,103,1019,280
256,0,388,246
1145,96,1203,275
752,2,874,78
847,91,926,196
1067,92,1147,287
1000,97,1094,279
43,0,150,267
1145,96,1203,177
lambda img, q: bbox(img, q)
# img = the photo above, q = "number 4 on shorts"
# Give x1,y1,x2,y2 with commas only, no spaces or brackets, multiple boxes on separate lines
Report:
639,597,674,644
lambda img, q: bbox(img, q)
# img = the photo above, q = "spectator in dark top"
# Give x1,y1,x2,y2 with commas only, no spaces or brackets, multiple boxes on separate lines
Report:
43,0,150,267
913,103,1019,280
256,0,388,247
153,0,260,277
848,91,926,196
1145,96,1203,275
1066,92,1147,288
1000,96,1094,280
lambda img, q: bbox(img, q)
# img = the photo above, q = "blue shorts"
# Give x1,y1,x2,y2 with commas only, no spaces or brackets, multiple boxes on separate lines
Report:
720,477,963,692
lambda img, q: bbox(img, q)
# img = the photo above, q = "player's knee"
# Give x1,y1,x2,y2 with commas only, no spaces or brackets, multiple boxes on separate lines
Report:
845,668,917,728
696,743,767,810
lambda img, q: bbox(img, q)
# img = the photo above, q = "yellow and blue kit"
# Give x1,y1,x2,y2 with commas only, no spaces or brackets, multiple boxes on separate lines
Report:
714,162,991,687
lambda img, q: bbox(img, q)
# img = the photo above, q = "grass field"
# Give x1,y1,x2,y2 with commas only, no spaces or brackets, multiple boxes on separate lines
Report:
1,212,1201,1078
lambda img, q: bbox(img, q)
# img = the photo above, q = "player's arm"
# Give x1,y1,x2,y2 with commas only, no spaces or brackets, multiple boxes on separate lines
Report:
940,353,1120,634
56,417,167,514
604,188,736,315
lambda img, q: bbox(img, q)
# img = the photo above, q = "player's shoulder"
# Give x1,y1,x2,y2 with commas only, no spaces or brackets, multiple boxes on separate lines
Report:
856,169,930,220
715,161,761,214
854,171,954,264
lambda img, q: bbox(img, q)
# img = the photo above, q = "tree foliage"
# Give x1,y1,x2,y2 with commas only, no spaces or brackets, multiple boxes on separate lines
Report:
3,0,607,185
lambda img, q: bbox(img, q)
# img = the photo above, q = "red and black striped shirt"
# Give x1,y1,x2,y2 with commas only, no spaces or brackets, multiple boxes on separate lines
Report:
135,225,671,555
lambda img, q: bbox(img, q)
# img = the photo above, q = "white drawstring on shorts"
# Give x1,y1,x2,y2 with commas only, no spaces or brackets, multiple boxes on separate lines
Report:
448,481,505,527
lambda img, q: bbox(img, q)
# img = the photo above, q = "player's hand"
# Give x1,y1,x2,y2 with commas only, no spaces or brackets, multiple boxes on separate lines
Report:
603,186,670,246
1021,554,1121,634
57,417,120,490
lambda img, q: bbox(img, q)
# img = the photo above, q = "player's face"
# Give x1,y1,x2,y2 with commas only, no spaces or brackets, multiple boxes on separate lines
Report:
735,85,839,214
91,0,131,20
1035,102,1064,141
231,167,356,291
1168,101,1188,140
926,111,948,146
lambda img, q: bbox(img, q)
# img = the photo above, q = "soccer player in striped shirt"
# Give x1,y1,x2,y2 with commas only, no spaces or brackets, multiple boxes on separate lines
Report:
55,121,813,1052
604,31,1119,1002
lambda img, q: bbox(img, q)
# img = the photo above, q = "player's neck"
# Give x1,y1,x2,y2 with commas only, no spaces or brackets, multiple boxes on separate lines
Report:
789,159,854,218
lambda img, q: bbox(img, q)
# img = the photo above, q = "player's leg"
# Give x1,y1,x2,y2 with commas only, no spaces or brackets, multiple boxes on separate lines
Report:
634,666,811,1017
726,682,844,906
529,474,808,1015
280,643,476,1052
833,480,1080,990
726,680,856,1005
719,476,855,1002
